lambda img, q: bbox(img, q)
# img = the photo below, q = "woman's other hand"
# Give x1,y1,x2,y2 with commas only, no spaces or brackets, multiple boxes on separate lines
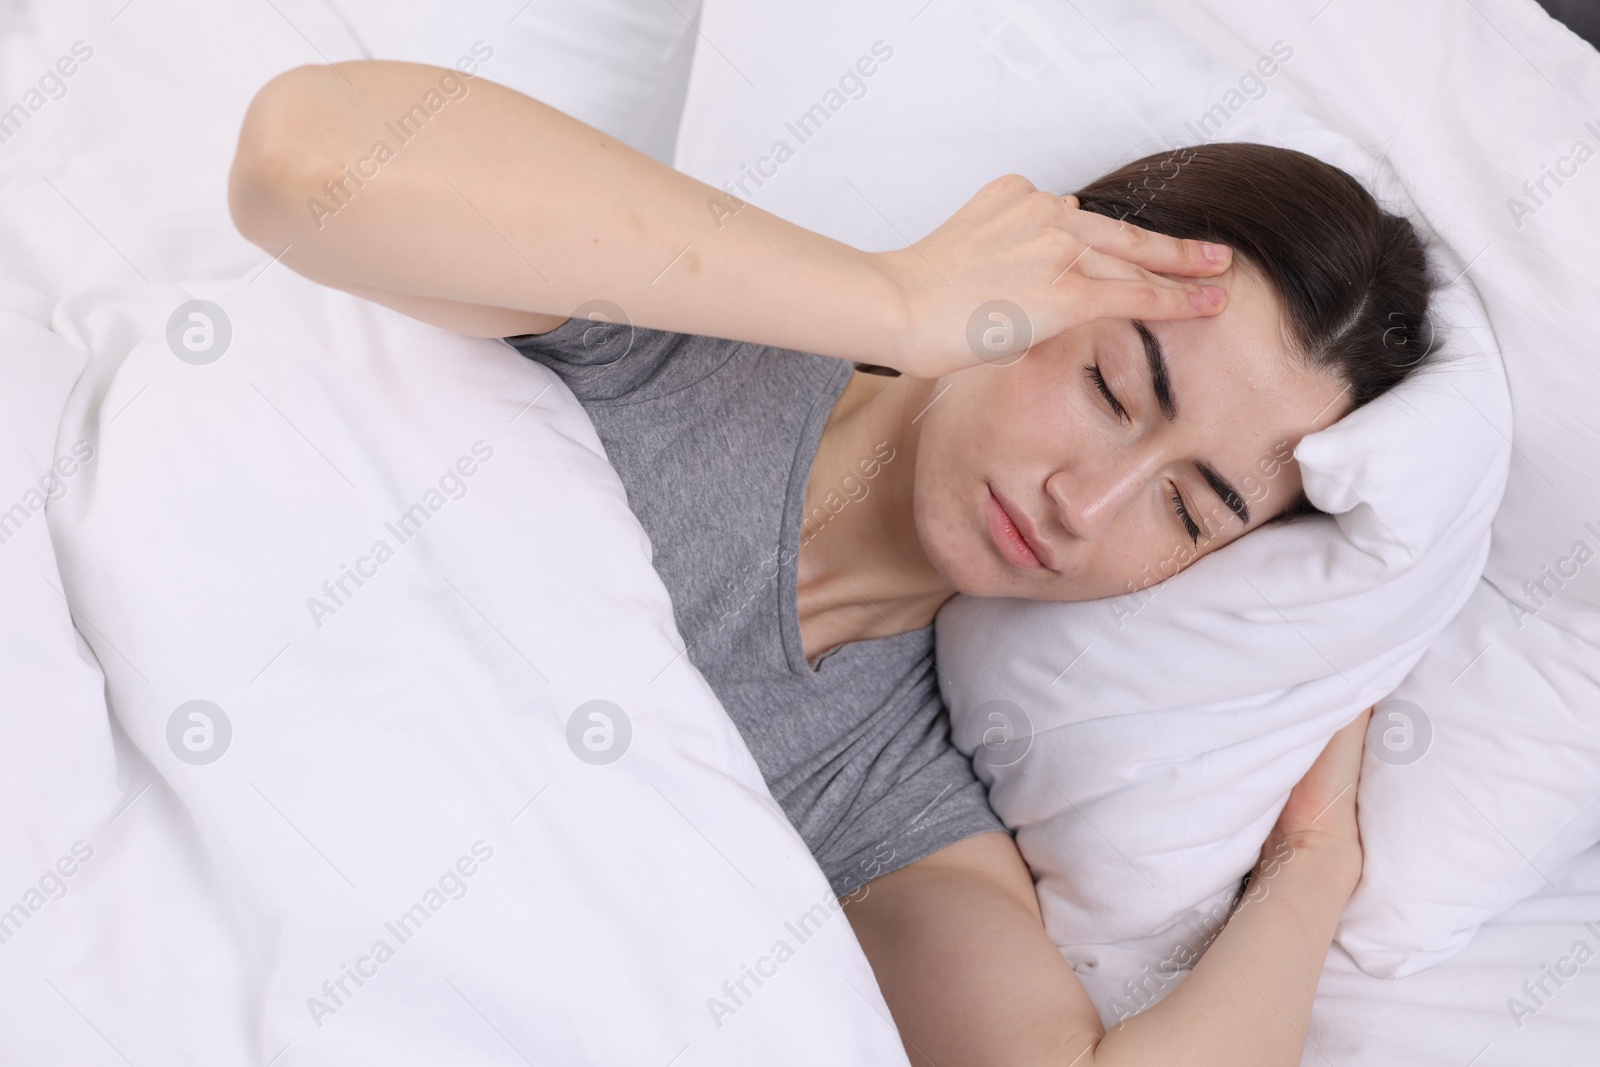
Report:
874,173,1232,378
1264,706,1372,893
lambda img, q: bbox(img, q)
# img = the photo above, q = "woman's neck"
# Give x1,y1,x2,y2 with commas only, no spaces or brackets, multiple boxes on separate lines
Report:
796,369,956,660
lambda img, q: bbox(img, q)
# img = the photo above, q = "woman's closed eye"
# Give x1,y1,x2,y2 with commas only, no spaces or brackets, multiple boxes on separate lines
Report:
1084,363,1127,421
1170,484,1201,545
1083,363,1202,544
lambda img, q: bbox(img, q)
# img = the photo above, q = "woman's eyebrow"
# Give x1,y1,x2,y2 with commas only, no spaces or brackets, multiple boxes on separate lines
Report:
1132,321,1176,421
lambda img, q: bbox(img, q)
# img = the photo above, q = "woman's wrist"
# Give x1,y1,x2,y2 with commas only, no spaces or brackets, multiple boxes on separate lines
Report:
852,247,922,373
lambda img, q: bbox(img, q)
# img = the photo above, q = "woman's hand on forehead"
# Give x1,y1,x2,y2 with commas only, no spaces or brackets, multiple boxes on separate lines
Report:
1058,192,1234,279
872,173,1233,379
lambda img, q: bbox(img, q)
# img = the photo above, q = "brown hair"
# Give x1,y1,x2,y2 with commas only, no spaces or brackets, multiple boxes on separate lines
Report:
1073,142,1437,520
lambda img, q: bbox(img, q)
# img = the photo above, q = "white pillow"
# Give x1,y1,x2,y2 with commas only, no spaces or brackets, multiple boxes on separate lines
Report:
0,0,366,299
1331,1,1600,975
1340,581,1600,977
0,0,696,309
31,269,907,1064
321,0,701,163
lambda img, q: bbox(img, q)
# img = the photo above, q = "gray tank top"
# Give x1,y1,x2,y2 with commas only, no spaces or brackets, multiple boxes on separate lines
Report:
506,317,1005,895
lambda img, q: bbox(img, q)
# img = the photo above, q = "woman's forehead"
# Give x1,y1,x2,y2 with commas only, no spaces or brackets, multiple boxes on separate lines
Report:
1142,264,1347,513
1155,264,1347,444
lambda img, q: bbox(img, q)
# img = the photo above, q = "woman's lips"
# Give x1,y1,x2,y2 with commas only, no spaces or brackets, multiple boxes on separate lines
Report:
986,486,1048,571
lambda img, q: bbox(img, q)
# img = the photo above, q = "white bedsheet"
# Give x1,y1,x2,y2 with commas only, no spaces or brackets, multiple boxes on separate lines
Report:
1312,840,1600,1066
1077,839,1600,1065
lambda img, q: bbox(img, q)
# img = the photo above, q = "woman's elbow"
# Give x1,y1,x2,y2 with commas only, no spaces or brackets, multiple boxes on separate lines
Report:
227,64,346,247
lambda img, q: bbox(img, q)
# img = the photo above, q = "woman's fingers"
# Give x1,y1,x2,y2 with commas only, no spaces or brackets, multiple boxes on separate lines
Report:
1070,274,1227,324
1309,707,1373,801
876,173,1237,377
1278,707,1372,840
1055,245,1227,322
1336,705,1377,754
1062,202,1232,278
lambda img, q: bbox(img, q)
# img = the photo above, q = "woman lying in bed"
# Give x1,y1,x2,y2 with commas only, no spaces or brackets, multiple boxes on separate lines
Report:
228,61,1432,1067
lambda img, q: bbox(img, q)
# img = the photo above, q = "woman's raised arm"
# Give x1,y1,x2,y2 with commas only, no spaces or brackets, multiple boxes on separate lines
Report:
228,61,1229,372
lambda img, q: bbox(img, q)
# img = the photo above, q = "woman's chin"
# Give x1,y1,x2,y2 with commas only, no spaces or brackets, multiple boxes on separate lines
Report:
937,544,1105,603
933,543,1067,601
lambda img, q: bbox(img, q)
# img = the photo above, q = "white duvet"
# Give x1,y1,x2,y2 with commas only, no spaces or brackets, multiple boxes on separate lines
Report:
3,268,907,1065
0,4,908,1064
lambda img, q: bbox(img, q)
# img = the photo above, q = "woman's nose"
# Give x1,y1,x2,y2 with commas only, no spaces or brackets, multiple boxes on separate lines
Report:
1045,457,1151,542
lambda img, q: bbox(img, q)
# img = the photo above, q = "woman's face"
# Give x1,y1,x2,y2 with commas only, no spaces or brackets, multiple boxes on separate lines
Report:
913,261,1351,601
